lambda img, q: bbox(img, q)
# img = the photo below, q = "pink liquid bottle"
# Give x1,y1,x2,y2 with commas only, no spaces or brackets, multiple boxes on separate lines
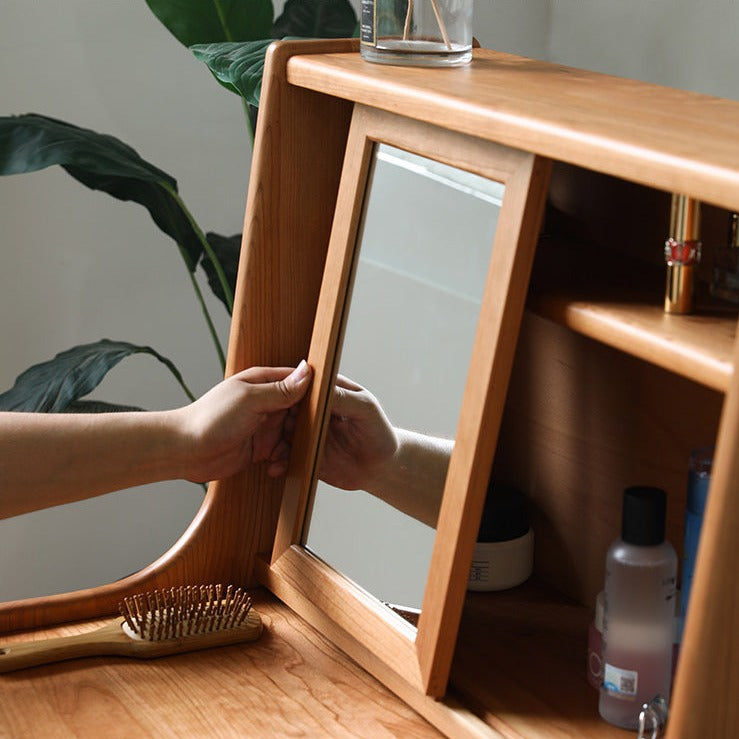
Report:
598,486,677,730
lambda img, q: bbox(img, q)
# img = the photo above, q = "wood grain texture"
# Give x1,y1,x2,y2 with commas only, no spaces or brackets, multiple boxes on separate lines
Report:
667,329,739,738
287,49,739,212
450,585,627,739
529,238,737,392
213,37,355,587
417,151,551,697
258,547,423,689
256,555,497,739
0,591,439,738
270,103,377,561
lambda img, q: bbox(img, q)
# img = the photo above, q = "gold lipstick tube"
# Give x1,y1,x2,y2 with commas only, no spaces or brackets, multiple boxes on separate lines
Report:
664,194,701,314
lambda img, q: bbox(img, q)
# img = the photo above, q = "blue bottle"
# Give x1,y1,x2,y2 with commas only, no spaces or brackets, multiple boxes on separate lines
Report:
679,447,713,640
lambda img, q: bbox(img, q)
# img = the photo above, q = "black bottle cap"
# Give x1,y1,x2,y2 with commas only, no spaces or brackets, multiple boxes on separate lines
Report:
621,486,667,545
477,482,530,543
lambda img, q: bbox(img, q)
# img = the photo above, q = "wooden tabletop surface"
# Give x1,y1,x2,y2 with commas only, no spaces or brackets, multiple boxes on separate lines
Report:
0,589,439,738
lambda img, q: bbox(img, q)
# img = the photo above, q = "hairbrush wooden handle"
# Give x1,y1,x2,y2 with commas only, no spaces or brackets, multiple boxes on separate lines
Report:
0,612,262,673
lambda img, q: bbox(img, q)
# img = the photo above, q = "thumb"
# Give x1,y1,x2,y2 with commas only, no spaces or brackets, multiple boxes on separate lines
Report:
250,360,313,413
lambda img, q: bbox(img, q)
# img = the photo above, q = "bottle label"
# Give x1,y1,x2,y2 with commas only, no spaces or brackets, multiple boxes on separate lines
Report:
468,559,490,584
603,663,638,698
360,0,376,45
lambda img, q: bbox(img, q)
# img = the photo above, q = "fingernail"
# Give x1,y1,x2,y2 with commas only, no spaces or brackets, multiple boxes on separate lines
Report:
292,359,311,384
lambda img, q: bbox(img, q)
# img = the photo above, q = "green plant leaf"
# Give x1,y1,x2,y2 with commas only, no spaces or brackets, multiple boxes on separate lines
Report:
0,340,194,413
146,0,274,47
190,40,273,107
272,0,357,39
202,232,241,313
190,0,357,107
0,114,203,271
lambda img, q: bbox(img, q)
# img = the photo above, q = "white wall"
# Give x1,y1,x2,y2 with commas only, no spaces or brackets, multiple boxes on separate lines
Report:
471,0,739,101
1,0,736,602
0,1,250,600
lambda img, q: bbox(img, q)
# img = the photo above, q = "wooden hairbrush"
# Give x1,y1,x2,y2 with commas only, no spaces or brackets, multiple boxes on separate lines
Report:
0,584,262,673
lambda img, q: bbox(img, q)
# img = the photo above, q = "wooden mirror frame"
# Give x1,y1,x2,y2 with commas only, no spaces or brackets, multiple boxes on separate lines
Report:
256,101,551,698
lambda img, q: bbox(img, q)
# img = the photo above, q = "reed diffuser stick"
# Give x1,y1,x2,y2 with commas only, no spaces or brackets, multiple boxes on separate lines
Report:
429,0,452,49
403,0,452,50
403,0,414,39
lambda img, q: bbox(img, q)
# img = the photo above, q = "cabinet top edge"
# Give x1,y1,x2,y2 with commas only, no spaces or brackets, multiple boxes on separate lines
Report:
285,47,739,211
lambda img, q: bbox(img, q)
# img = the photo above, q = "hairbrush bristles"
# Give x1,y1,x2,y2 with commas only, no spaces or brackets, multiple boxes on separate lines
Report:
119,584,253,640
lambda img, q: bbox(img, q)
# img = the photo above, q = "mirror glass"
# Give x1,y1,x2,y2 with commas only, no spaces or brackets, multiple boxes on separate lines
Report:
303,143,505,615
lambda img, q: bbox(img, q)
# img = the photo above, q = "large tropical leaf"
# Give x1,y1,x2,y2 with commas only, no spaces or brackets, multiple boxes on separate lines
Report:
190,0,357,107
272,0,357,39
190,40,273,106
0,340,194,413
202,232,241,312
145,0,274,47
0,114,203,271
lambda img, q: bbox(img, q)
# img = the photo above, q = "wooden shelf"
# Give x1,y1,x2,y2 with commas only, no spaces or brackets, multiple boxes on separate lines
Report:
450,581,625,738
528,238,737,392
287,46,739,387
287,49,739,213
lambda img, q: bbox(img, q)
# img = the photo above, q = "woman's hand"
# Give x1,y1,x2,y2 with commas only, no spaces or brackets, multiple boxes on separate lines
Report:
318,375,399,492
180,361,313,483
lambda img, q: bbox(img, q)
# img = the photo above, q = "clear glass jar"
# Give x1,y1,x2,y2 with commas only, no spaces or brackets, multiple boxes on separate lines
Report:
360,0,473,67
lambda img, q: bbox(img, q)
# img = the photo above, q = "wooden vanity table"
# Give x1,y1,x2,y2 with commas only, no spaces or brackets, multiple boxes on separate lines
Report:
0,591,442,736
1,40,738,738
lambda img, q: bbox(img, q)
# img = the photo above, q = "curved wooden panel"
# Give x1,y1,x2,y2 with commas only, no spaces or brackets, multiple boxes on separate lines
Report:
0,39,355,633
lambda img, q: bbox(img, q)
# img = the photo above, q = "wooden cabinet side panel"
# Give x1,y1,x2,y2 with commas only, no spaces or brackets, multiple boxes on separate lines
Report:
215,41,354,585
668,334,739,739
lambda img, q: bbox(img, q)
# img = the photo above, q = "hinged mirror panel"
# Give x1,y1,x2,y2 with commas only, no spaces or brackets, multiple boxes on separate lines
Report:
257,103,551,697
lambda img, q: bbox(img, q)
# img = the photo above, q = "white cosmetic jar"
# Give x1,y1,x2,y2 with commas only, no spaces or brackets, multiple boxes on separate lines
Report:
467,483,534,592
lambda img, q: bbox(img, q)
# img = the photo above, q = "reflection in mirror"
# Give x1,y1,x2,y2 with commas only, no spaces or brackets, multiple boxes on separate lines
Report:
303,144,505,614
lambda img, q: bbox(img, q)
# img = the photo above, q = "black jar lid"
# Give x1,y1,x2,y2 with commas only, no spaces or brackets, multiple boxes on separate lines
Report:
477,482,530,543
622,485,667,545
